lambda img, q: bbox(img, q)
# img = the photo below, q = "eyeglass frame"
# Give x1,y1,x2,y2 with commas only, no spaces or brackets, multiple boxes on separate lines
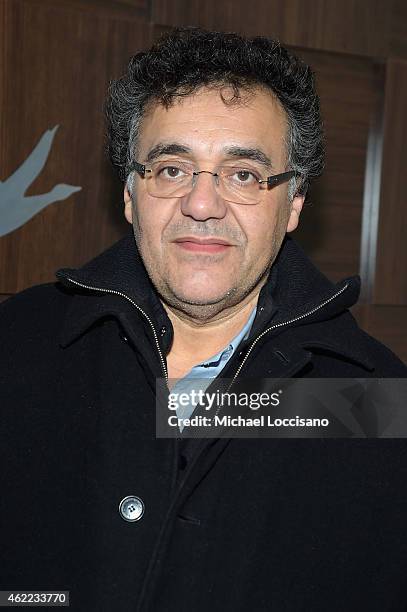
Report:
128,160,299,201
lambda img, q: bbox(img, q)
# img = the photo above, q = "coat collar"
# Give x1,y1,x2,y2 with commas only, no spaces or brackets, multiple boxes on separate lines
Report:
55,230,373,370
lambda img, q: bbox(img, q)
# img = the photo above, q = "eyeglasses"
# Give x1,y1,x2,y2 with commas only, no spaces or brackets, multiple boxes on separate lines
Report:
129,160,298,205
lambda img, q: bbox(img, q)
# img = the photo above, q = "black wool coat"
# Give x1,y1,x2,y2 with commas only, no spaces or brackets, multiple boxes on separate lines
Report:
1,231,407,612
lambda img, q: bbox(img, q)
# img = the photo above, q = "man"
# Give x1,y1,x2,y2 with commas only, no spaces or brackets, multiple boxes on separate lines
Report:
1,27,407,612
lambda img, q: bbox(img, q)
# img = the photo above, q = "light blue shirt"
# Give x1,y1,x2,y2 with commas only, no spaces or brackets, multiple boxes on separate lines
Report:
172,307,257,431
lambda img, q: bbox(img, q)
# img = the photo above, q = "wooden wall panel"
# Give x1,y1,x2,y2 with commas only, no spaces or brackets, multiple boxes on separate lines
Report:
26,0,149,18
113,0,149,8
0,0,152,293
374,59,407,305
290,49,382,282
151,0,391,59
389,0,407,59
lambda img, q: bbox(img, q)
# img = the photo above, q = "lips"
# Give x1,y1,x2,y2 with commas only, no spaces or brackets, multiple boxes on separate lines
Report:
173,237,233,253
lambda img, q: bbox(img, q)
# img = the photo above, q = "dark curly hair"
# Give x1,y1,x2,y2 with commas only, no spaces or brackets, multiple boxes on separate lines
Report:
105,27,324,199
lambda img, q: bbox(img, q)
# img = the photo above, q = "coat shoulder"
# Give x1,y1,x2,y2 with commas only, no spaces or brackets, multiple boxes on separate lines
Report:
291,309,407,377
323,309,406,376
0,282,72,349
356,325,407,376
1,281,70,314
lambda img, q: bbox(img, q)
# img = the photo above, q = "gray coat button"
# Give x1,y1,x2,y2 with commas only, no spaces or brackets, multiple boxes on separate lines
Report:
119,496,144,522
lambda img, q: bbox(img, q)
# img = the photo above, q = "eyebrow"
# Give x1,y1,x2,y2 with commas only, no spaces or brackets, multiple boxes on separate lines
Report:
223,146,273,170
144,142,273,169
145,143,191,163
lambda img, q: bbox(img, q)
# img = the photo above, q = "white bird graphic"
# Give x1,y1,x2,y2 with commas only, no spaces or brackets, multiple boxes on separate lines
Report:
0,125,81,237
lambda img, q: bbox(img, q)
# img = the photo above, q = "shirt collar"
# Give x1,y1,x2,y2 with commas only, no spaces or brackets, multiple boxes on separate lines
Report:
196,306,257,370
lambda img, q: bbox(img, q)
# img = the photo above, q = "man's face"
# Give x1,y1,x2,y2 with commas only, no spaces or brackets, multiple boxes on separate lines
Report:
124,87,304,319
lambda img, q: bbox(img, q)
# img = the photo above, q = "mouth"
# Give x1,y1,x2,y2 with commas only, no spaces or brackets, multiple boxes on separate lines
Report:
173,237,235,254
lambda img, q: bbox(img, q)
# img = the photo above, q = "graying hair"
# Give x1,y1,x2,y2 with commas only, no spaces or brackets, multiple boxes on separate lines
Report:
106,27,324,202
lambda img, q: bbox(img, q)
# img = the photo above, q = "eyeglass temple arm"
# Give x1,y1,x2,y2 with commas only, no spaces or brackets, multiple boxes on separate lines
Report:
129,161,148,177
264,170,297,186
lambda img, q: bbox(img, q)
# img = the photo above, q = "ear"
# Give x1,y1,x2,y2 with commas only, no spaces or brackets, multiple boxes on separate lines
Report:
287,194,305,233
124,186,133,224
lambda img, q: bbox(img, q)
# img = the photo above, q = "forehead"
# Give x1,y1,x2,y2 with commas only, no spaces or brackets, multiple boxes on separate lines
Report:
137,87,288,164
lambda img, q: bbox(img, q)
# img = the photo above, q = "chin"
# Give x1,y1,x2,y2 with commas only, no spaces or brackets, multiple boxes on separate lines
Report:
168,284,235,307
175,292,227,306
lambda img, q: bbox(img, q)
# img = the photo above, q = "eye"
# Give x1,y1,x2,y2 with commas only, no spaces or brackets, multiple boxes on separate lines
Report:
153,161,192,181
227,168,260,185
160,166,184,179
235,170,253,182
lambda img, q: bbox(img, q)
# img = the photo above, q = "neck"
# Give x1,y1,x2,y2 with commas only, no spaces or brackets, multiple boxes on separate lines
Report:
164,292,259,380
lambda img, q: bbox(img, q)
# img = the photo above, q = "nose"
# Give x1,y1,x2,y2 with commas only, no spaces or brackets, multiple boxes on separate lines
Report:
180,171,227,221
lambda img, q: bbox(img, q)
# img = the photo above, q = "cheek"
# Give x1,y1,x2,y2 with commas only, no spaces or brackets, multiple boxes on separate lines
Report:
236,206,279,258
134,197,172,250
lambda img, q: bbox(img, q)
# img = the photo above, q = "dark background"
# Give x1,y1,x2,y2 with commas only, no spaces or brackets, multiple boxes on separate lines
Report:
1,0,406,362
